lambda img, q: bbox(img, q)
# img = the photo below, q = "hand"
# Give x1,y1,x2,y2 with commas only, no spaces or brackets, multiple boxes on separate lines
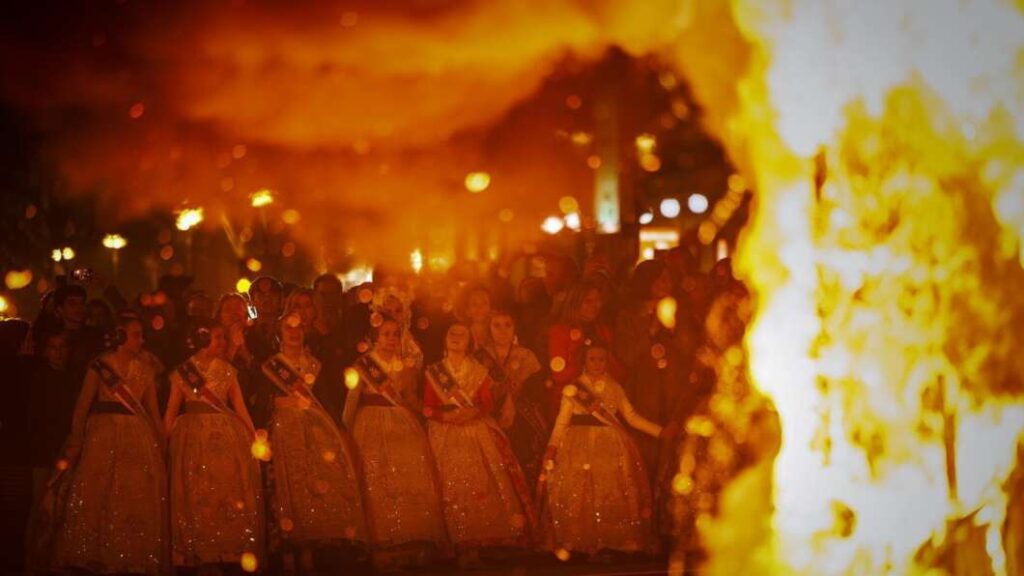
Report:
660,421,680,440
230,323,246,347
542,445,558,468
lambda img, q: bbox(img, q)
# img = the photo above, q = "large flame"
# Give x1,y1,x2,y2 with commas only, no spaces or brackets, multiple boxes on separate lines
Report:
669,0,1024,574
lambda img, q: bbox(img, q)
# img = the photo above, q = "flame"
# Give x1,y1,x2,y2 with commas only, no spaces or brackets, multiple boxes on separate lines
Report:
666,1,1024,574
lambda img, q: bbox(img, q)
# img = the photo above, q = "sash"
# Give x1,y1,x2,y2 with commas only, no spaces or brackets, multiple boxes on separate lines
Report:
175,359,254,434
91,357,146,416
262,355,326,413
355,354,404,408
569,379,625,431
425,361,476,409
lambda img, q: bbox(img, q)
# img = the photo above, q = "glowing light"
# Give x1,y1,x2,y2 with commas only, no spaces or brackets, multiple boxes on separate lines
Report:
281,209,301,225
240,552,258,573
586,155,602,169
550,357,566,373
235,278,252,293
250,188,274,207
5,269,33,290
55,458,69,472
61,247,76,261
716,239,729,261
51,249,62,262
281,242,296,257
687,193,709,214
635,133,657,154
322,450,337,463
344,368,360,390
464,171,491,193
558,196,579,214
564,212,581,231
0,295,8,315
570,131,592,146
245,258,262,273
102,234,127,250
659,198,681,219
175,208,204,231
250,432,271,461
656,297,677,330
554,548,571,562
565,95,582,110
541,216,564,235
410,249,423,274
159,246,174,261
128,102,144,119
639,154,662,172
638,211,655,225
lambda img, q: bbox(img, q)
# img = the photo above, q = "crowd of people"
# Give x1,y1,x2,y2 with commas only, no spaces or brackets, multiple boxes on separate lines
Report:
0,247,780,575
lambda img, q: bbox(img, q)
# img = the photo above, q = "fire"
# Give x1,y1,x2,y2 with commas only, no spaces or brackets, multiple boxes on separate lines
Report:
668,1,1024,574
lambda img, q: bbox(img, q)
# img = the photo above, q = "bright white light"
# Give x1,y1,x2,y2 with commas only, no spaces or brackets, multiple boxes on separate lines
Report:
564,212,581,231
688,193,710,214
660,198,681,219
638,211,654,225
541,216,564,235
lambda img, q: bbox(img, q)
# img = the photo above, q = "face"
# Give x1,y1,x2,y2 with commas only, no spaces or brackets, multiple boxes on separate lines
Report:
583,347,608,377
206,326,227,357
44,334,70,370
315,278,342,312
253,280,282,319
280,314,304,348
489,314,515,347
467,290,491,323
219,297,248,327
60,296,87,326
578,289,602,323
375,321,401,355
445,324,471,355
121,321,145,354
291,293,317,327
651,269,673,300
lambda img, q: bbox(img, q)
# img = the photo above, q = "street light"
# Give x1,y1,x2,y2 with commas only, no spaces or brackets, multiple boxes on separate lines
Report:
250,188,274,207
660,198,681,219
102,234,127,278
541,216,564,235
176,207,204,231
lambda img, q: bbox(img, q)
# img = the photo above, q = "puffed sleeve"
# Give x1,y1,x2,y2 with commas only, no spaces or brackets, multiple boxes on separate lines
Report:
615,382,662,438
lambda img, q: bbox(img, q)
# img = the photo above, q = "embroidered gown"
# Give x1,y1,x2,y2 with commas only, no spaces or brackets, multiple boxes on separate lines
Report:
167,355,263,566
262,350,369,549
53,352,168,574
343,351,447,556
423,357,536,550
541,374,661,554
474,344,547,486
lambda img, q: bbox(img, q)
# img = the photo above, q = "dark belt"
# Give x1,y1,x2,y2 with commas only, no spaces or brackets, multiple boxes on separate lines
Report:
359,394,394,408
438,404,458,412
184,402,220,414
570,413,607,427
90,401,133,415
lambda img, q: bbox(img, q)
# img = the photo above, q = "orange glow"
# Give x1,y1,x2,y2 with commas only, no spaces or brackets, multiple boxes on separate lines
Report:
5,269,33,290
464,171,491,193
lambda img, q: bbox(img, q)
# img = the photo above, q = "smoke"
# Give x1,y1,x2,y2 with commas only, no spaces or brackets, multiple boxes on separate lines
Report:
0,0,698,267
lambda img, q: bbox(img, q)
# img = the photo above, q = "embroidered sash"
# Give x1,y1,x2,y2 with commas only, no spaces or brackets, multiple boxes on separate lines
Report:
425,361,475,409
91,357,146,416
175,359,253,434
355,354,404,408
569,378,625,430
262,355,326,413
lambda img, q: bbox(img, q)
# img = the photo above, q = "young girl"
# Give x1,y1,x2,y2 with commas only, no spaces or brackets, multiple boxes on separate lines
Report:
539,342,675,558
262,313,369,572
343,315,447,569
424,322,536,567
164,321,263,571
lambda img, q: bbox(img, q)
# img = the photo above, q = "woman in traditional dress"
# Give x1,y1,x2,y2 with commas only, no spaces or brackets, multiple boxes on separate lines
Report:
457,284,492,349
424,322,536,567
546,281,624,417
344,315,447,569
51,314,169,574
262,312,369,573
473,308,548,486
164,321,263,571
539,343,676,559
